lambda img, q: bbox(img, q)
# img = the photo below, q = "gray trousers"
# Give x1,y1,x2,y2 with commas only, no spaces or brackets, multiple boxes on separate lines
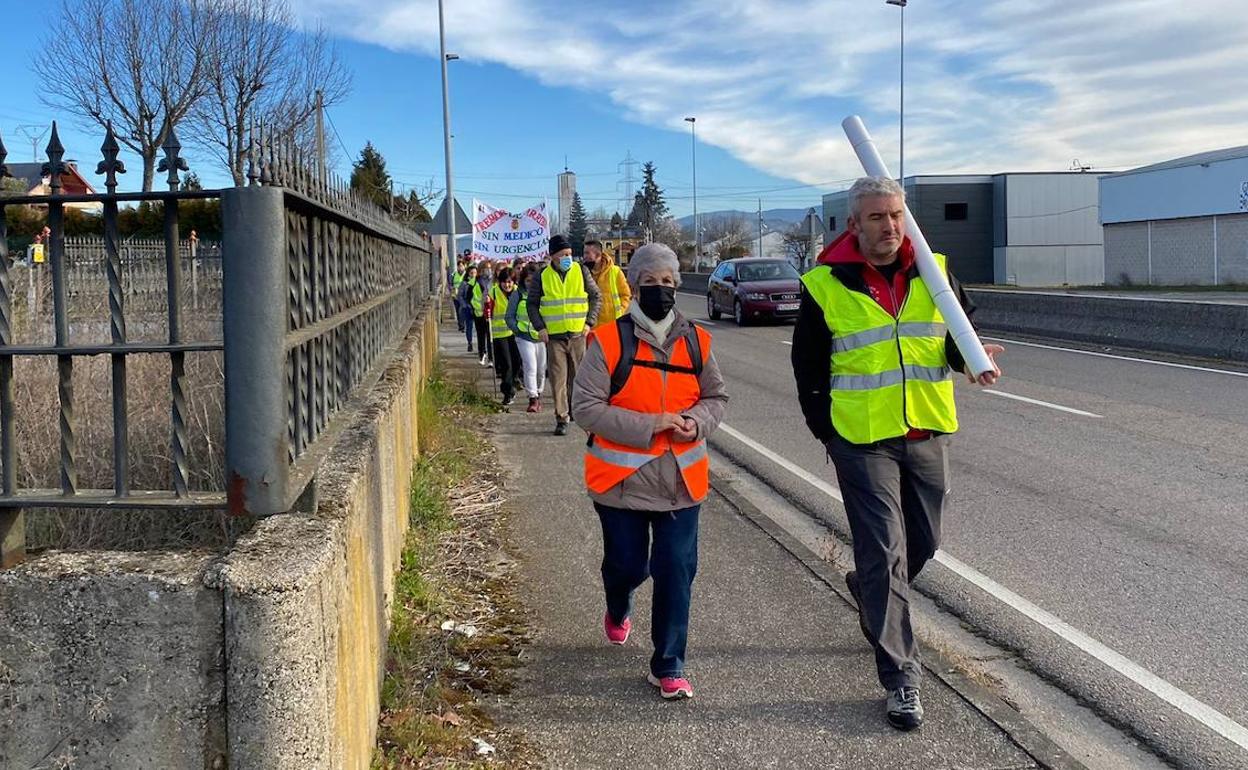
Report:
546,333,587,421
826,431,948,690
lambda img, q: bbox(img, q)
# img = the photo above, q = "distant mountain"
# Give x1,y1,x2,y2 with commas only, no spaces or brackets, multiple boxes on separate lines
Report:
676,208,811,234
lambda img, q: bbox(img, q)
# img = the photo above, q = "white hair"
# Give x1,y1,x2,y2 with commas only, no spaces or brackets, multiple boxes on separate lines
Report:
626,243,682,287
847,176,905,218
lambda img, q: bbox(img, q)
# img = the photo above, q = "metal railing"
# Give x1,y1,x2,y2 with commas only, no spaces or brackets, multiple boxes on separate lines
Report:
0,121,440,566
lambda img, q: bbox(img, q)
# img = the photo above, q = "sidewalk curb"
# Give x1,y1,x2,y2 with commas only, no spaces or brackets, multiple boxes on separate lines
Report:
708,470,1088,770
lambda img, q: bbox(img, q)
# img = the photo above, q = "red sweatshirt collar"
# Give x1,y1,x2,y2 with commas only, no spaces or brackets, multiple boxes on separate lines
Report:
815,230,916,270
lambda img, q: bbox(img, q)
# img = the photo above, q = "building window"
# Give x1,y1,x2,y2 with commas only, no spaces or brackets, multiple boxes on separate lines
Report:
945,203,968,221
828,216,837,231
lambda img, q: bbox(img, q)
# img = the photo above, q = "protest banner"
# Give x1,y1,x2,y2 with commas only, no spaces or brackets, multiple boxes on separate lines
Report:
472,200,549,262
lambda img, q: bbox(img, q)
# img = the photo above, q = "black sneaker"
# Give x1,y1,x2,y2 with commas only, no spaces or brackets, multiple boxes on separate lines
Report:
886,687,923,731
844,571,872,642
554,420,568,436
502,394,515,407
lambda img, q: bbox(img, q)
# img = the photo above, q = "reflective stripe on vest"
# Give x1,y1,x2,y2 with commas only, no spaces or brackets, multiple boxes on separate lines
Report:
489,285,514,339
540,265,589,334
583,319,713,502
800,254,958,444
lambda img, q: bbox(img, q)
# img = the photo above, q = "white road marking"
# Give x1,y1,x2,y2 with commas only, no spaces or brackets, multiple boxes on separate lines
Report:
716,421,1248,752
693,319,717,326
981,389,1103,418
983,336,1248,379
782,340,793,346
718,424,842,502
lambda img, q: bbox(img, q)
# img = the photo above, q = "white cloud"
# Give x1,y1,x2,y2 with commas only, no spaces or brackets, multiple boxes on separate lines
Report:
293,0,1248,184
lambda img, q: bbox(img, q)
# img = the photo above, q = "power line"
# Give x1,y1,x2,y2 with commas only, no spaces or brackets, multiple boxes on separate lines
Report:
324,110,353,166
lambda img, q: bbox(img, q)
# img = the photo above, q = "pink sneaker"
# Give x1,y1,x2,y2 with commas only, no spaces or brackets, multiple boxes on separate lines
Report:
647,673,693,700
604,613,631,645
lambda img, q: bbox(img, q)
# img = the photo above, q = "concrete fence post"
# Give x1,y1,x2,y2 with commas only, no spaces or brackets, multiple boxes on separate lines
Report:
222,187,292,516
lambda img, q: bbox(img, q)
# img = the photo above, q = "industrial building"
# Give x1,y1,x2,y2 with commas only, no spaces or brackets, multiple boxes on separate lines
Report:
822,172,1103,286
1100,146,1248,286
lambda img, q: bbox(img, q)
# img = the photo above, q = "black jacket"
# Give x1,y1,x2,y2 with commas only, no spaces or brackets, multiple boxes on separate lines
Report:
790,261,976,444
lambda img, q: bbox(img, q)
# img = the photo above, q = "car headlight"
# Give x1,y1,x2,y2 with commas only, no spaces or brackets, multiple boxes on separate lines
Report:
744,292,767,300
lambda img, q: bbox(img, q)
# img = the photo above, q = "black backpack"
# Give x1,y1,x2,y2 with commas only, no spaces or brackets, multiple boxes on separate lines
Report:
608,315,704,397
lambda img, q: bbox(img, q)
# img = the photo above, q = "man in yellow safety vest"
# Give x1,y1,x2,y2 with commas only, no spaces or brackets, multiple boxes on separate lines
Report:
791,176,1003,732
528,234,602,435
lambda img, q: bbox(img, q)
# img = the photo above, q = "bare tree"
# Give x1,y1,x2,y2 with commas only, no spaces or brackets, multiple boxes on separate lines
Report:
192,0,351,186
34,0,211,191
782,223,814,266
704,214,750,260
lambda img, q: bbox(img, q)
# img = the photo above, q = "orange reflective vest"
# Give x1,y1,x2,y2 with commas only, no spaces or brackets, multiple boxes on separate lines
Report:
584,317,712,502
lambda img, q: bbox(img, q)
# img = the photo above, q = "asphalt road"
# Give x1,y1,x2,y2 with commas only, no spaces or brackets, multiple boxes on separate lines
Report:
675,290,1248,769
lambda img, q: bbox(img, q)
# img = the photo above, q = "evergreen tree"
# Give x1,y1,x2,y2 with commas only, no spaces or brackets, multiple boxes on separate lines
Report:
610,211,623,230
640,161,667,221
626,191,645,228
624,162,667,239
350,142,392,209
568,192,588,255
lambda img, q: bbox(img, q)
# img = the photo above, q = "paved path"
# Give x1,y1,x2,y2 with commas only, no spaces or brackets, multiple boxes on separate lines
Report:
439,328,1049,769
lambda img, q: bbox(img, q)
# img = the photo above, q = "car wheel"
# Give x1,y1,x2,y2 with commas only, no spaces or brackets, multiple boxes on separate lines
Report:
707,293,722,320
734,299,748,326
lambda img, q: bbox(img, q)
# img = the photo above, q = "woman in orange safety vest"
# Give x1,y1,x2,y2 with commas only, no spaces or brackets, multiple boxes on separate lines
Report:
571,243,728,701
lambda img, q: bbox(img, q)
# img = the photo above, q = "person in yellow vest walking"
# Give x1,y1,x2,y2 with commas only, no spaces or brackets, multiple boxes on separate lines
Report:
791,177,1003,731
572,243,728,700
489,267,523,407
583,239,631,325
506,264,547,413
528,234,602,435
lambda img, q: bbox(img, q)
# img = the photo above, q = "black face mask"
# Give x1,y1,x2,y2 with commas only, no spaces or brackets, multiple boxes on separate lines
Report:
583,260,597,271
638,284,676,321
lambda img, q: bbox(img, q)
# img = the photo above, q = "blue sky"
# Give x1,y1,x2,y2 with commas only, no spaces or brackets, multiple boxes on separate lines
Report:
4,0,1247,221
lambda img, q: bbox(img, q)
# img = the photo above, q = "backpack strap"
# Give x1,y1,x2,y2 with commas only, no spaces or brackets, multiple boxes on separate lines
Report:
609,316,638,398
609,317,704,398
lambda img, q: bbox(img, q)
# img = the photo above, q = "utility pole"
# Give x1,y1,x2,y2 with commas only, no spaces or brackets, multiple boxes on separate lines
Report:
438,0,457,271
684,117,699,271
314,89,325,188
758,199,763,258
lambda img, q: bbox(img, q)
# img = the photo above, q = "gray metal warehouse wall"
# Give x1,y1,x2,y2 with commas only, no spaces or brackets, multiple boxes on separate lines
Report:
1104,213,1248,286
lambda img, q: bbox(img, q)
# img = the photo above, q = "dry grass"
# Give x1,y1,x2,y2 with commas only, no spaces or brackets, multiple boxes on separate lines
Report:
373,371,538,769
6,262,239,551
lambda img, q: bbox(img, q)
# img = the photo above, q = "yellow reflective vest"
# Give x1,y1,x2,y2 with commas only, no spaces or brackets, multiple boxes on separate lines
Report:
489,285,514,339
800,253,958,444
593,263,630,325
470,280,485,317
539,264,590,335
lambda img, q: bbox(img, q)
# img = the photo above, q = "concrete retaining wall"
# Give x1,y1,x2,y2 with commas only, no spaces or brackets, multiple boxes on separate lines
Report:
679,272,710,295
968,289,1248,361
0,306,441,770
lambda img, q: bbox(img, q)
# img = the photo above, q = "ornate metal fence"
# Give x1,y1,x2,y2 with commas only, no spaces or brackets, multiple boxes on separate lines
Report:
0,121,439,566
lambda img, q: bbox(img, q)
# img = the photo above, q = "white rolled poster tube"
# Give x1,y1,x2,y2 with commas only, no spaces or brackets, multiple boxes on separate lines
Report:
840,115,995,378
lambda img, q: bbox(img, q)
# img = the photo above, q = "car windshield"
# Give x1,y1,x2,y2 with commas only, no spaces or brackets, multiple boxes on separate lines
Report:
736,262,799,282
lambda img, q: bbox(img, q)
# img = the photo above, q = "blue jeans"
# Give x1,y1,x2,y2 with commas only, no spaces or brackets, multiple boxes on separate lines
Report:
594,502,700,678
460,304,475,347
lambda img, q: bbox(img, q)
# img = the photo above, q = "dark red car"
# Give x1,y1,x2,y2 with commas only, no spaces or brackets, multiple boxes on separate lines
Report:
706,258,802,325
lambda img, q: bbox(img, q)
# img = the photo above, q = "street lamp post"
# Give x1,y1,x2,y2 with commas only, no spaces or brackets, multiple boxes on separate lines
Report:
438,0,457,273
684,116,699,271
886,0,906,182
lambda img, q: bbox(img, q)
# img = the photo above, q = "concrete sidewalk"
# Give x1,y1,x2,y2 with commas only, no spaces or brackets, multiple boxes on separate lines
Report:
439,325,1057,769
